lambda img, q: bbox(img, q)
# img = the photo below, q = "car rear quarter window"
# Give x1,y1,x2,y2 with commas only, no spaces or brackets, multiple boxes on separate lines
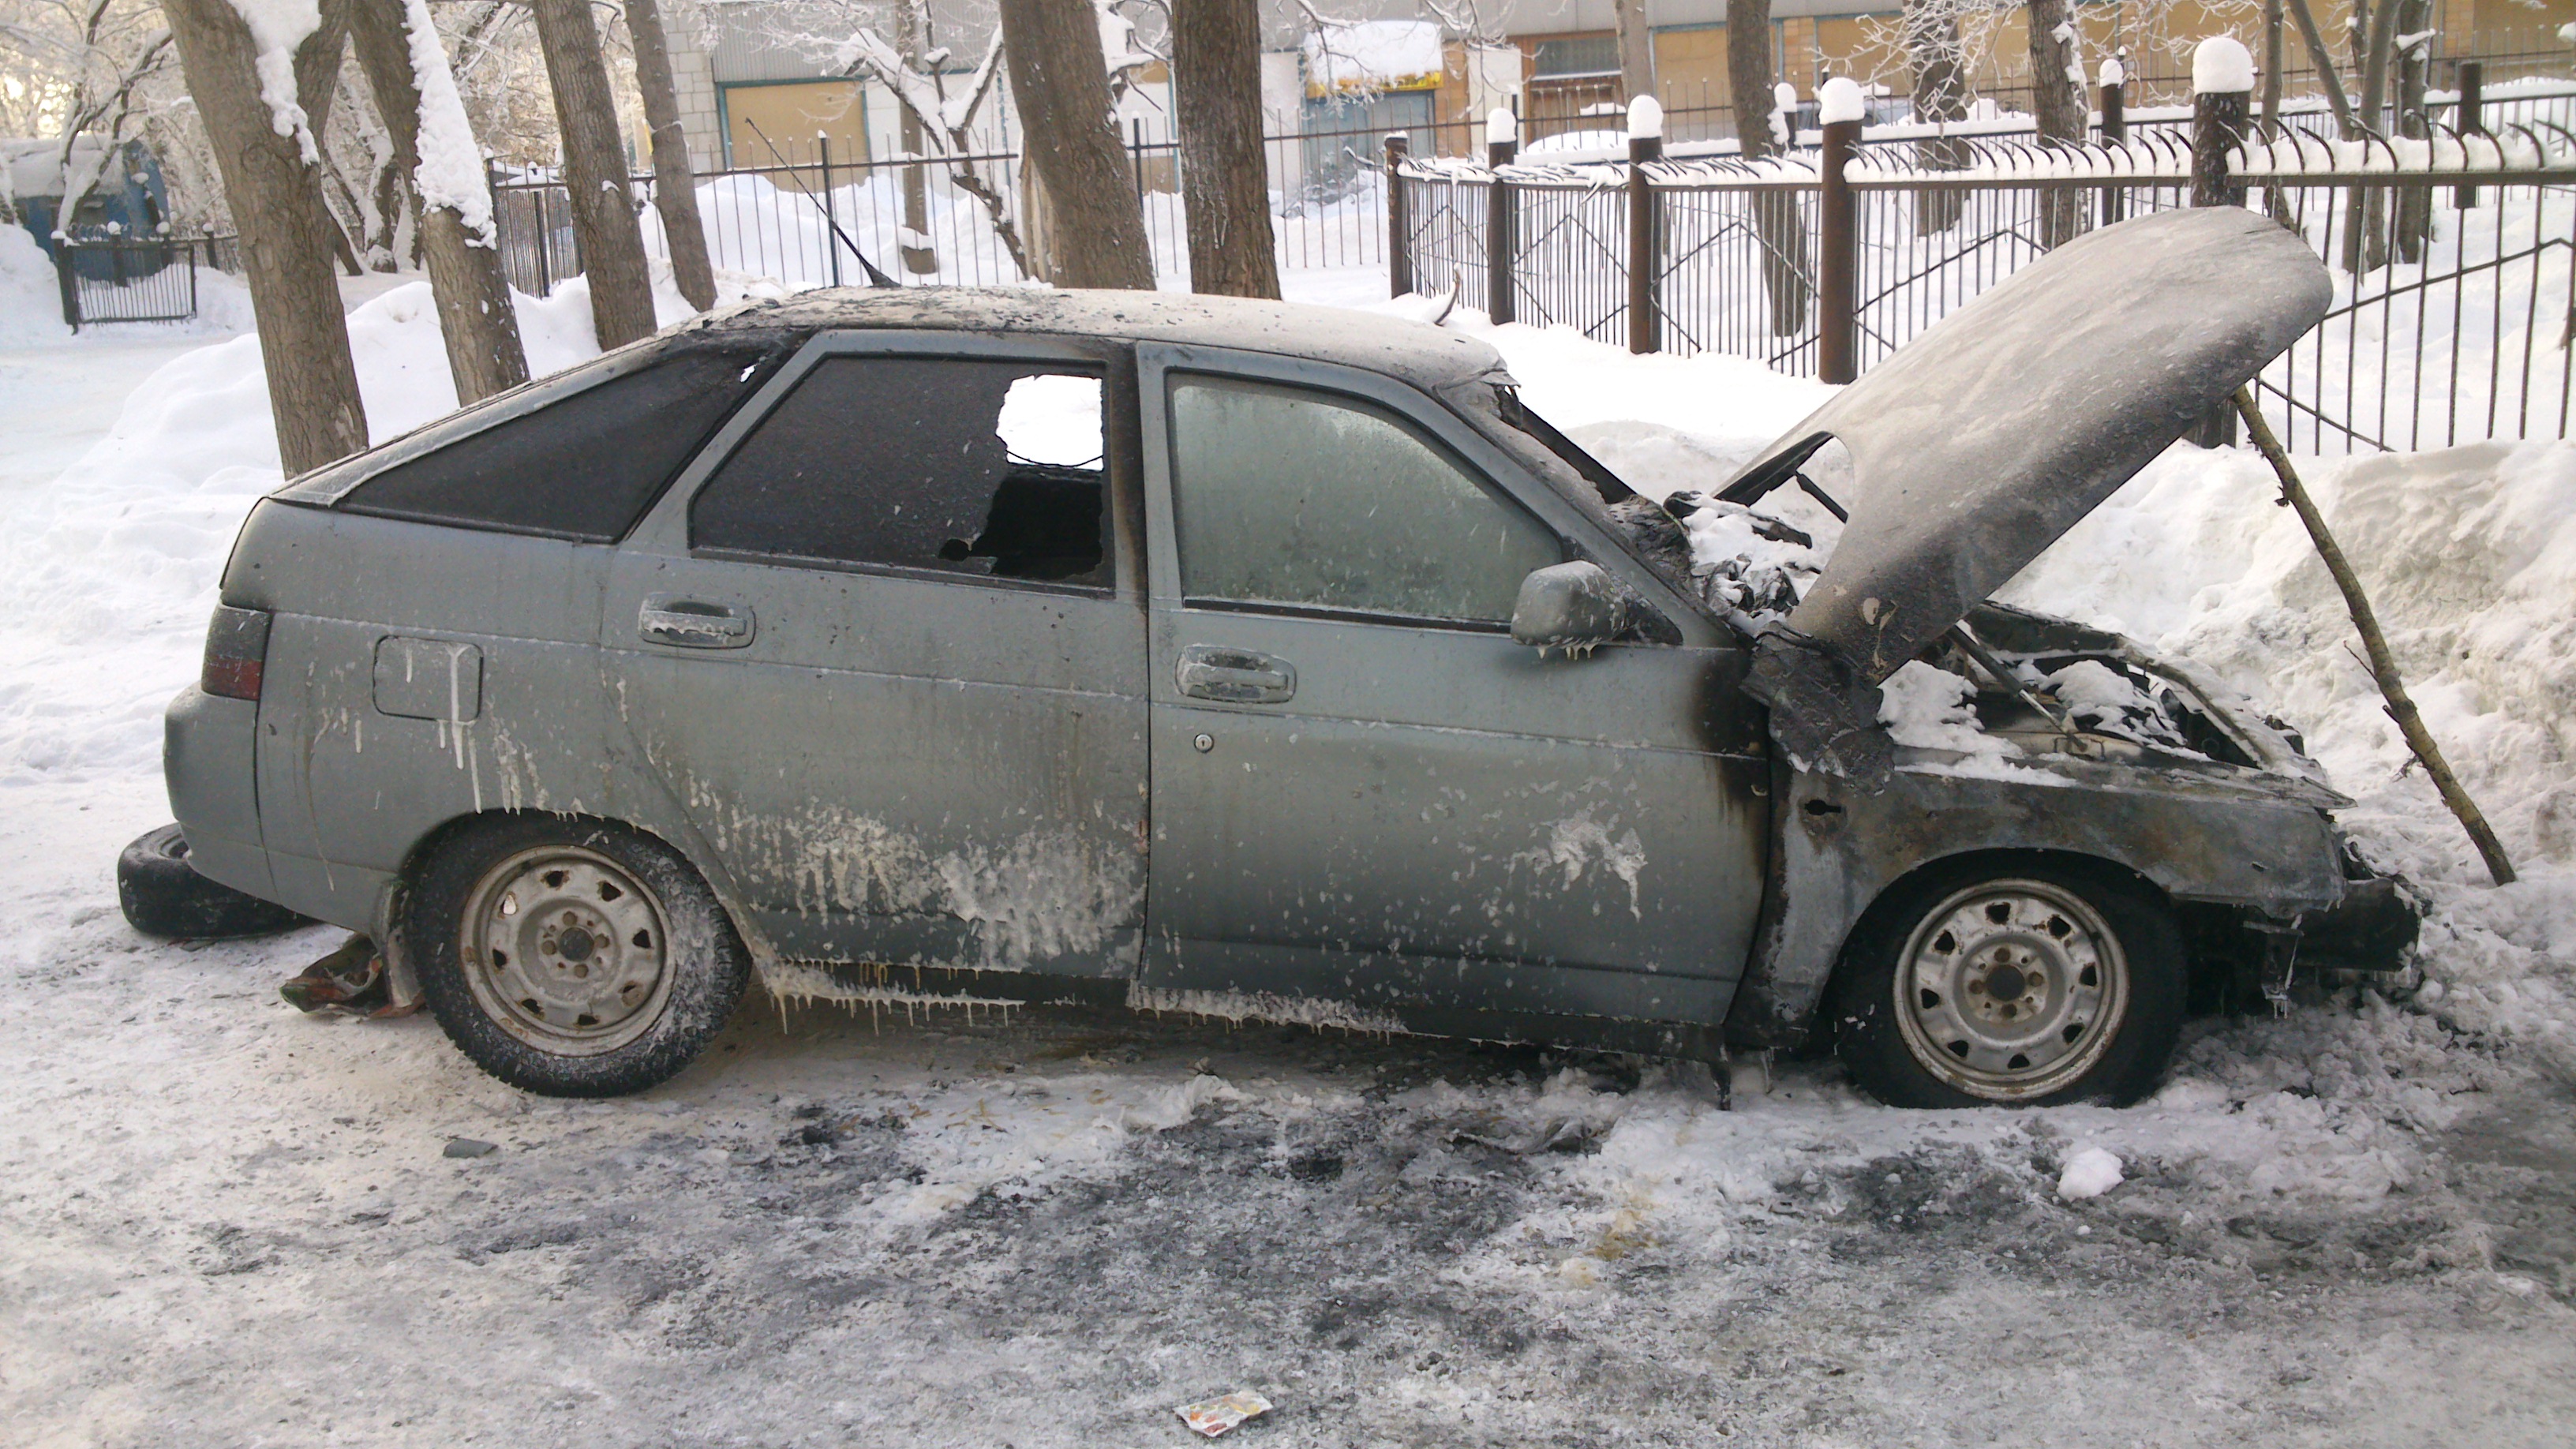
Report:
688,356,1110,589
1166,375,1560,624
335,345,776,541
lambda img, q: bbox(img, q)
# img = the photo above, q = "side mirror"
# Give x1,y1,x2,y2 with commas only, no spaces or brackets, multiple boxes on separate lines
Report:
1511,561,1629,652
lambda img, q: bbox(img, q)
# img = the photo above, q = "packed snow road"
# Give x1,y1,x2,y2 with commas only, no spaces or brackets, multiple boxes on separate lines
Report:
5,292,2574,1447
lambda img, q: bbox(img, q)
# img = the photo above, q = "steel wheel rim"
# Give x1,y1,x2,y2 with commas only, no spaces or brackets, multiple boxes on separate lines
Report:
459,845,673,1056
1891,878,2129,1102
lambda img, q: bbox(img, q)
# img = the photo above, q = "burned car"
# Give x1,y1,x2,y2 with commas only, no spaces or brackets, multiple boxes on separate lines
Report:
152,207,2408,1104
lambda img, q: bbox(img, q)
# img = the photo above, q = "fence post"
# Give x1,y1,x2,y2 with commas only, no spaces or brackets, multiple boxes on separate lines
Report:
818,133,844,288
1486,108,1518,325
2099,58,2128,224
1816,79,1861,385
53,243,79,331
2456,60,2484,209
2190,38,2252,447
1131,118,1148,209
1385,133,1413,298
1627,96,1663,355
530,186,552,298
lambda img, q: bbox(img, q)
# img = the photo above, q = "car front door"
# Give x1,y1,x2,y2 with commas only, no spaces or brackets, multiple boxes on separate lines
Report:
599,332,1148,979
1133,343,1769,1033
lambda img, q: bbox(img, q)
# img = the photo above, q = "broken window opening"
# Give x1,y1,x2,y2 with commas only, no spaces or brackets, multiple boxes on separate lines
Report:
691,358,1110,589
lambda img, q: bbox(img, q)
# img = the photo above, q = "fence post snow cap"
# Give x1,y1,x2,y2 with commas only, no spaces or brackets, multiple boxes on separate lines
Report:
2099,57,2127,87
1486,108,1518,144
1773,81,1800,113
1627,95,1664,140
2192,36,2254,94
1818,77,1866,125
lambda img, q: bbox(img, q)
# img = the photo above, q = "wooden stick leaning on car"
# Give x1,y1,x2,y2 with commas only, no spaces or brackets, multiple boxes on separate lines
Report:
2231,388,2518,886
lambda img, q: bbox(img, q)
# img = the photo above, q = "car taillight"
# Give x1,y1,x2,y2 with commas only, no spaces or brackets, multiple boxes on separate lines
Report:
201,605,271,701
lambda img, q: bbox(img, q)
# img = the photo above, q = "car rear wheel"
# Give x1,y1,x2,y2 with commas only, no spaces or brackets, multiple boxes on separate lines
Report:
407,817,751,1097
1830,861,2184,1108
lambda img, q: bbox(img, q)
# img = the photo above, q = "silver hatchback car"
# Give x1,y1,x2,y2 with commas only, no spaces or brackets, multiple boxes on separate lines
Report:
161,210,2409,1105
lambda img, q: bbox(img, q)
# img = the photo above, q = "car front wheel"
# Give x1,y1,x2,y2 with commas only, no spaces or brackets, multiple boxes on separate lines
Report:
1831,861,2185,1108
407,816,751,1097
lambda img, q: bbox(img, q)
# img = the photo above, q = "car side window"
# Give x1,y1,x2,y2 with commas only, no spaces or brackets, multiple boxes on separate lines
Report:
1166,375,1560,624
691,356,1110,588
338,343,774,542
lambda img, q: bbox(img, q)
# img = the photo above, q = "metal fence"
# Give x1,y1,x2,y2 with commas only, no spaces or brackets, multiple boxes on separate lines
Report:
1395,92,2576,454
493,120,1407,298
49,235,236,330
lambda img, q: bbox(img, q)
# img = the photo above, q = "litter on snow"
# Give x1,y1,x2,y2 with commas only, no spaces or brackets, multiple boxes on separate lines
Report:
1175,1391,1272,1437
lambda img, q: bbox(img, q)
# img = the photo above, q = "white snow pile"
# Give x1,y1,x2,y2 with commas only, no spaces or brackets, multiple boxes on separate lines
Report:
399,0,496,242
1303,19,1443,92
1876,659,2053,782
2056,1146,2125,1200
226,0,328,160
0,225,66,346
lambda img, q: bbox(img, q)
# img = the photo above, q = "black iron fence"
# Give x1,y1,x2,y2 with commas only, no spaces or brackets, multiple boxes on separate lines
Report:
50,235,237,331
492,120,1409,298
1395,84,2576,454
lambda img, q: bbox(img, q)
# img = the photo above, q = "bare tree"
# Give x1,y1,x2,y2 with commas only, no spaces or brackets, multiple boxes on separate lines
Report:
1170,0,1276,298
528,0,655,346
160,0,369,472
1727,0,1777,161
346,0,528,402
1612,0,1653,112
1725,0,1805,334
892,0,935,274
841,13,1032,278
1904,0,1969,233
997,0,1154,288
2024,0,2087,246
626,0,715,311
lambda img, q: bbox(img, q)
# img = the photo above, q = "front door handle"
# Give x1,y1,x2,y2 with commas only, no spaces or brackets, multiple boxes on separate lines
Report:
639,595,754,649
1177,644,1296,704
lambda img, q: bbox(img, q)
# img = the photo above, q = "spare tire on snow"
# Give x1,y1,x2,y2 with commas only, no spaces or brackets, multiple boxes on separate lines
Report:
118,824,311,939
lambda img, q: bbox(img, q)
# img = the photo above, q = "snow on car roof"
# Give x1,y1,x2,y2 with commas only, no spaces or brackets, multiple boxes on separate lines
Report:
691,286,1514,393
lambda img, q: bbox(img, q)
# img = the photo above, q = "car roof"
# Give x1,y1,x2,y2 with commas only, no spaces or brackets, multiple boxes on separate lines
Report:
691,286,1513,392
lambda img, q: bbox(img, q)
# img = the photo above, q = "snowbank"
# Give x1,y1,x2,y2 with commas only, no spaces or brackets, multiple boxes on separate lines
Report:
0,225,66,346
0,281,604,785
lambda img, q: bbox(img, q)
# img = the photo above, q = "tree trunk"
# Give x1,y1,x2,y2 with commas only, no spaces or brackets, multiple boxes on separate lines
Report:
896,0,937,274
2025,0,2087,247
1728,0,1777,161
346,0,530,404
998,0,1155,288
1904,0,1968,234
1726,0,1806,335
627,0,716,312
163,0,370,474
1613,0,1655,110
298,0,367,275
1170,0,1277,298
529,0,657,346
2392,0,2433,262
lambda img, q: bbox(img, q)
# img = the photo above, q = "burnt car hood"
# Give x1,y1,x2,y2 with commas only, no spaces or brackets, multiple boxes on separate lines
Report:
1717,207,2334,683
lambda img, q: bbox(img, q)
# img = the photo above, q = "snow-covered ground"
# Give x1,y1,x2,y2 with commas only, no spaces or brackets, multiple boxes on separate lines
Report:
3,263,2574,1447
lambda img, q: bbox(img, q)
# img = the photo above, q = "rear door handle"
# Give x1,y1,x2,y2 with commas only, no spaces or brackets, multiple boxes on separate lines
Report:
1177,644,1296,704
639,595,754,649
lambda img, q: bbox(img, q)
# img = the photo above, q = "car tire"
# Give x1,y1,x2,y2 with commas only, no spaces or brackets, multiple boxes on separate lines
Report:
118,823,312,939
406,815,752,1098
1829,859,2185,1109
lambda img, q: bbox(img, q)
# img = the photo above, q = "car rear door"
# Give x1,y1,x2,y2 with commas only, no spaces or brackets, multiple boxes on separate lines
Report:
597,331,1149,979
1132,343,1769,1032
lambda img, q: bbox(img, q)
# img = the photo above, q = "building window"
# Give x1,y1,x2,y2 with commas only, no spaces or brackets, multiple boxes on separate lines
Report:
1530,34,1619,79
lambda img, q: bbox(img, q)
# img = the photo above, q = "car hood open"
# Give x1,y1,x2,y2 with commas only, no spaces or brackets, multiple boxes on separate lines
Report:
1717,207,2333,683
